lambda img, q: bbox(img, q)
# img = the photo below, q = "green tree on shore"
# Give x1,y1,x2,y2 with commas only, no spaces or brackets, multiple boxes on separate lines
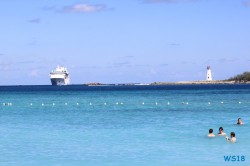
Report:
227,72,250,82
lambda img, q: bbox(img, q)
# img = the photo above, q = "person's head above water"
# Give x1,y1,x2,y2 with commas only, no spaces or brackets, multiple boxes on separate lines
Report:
226,132,236,142
219,127,223,132
208,128,215,137
237,118,243,125
218,127,226,135
209,129,213,133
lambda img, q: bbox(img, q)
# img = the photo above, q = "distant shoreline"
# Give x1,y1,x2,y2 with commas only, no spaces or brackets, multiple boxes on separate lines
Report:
83,80,250,86
150,80,250,85
1,80,250,87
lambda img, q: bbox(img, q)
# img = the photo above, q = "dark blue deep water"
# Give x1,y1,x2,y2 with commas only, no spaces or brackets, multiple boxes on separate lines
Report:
0,85,250,165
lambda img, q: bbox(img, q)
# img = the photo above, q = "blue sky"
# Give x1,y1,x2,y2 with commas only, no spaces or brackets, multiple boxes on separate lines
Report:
0,0,250,85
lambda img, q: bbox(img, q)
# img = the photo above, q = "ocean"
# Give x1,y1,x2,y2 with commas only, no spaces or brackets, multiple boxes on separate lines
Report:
0,85,249,166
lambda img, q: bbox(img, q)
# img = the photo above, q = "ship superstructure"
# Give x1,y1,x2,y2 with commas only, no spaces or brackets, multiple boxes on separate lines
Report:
50,66,70,85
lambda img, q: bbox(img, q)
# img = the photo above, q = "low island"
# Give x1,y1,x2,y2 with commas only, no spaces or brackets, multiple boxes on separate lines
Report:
151,71,250,85
82,71,250,86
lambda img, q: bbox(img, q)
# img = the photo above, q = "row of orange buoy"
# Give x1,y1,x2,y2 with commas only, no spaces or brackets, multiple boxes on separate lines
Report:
1,101,245,107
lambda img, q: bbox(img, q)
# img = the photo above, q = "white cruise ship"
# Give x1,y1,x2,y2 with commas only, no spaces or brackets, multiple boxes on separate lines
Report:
50,66,70,86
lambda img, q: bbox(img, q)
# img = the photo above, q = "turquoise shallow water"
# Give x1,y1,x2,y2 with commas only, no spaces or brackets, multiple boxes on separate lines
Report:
0,85,250,166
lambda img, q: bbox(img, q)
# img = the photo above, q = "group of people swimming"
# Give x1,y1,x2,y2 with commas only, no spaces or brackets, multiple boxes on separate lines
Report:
207,118,243,143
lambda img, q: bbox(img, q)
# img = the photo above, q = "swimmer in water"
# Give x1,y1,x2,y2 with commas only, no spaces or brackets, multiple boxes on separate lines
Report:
218,127,226,136
237,118,243,125
208,129,215,137
226,132,236,143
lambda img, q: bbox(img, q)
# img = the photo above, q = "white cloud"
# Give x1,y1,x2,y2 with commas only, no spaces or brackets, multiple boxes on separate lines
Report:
150,68,157,75
144,0,196,3
168,43,180,46
62,3,107,13
0,62,12,71
28,18,41,23
29,69,39,77
218,58,238,63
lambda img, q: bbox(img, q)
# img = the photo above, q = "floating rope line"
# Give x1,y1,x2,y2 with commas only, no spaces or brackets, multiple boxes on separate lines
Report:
2,101,250,108
2,103,12,106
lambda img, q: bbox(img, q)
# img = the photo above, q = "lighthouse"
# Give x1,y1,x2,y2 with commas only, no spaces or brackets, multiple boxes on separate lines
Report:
206,66,212,81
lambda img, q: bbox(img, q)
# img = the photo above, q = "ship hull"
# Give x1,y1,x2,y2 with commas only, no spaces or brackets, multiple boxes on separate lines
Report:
50,78,66,86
